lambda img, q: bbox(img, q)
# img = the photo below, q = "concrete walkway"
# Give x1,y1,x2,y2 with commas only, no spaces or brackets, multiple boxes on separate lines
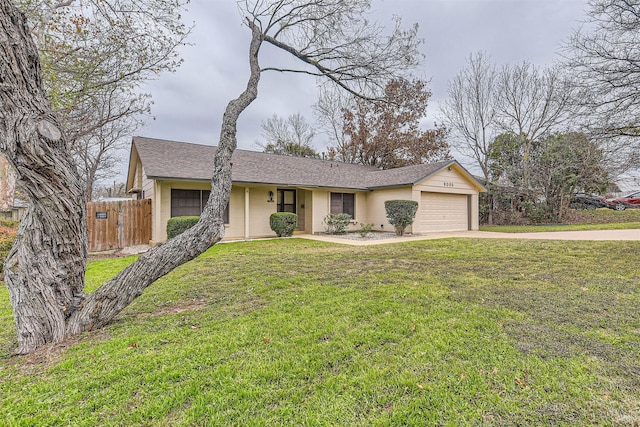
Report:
298,229,640,246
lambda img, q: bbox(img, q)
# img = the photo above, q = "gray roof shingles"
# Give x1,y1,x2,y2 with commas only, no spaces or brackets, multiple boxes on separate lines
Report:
132,136,462,190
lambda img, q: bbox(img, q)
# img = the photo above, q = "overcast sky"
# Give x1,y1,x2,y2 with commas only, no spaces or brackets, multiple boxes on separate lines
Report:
136,0,590,165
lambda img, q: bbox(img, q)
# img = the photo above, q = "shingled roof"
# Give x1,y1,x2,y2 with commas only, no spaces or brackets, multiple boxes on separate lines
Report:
129,136,482,191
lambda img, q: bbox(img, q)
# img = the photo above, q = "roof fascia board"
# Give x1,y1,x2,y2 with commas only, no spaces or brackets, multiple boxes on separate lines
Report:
414,160,487,192
145,176,369,191
125,141,140,192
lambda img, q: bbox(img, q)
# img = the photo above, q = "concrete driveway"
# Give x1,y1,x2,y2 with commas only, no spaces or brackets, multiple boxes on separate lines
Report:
300,229,640,246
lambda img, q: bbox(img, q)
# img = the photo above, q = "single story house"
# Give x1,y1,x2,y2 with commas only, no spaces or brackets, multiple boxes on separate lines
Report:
126,136,486,244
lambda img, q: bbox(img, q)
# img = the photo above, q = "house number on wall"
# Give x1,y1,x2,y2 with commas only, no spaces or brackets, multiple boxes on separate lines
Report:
443,182,454,187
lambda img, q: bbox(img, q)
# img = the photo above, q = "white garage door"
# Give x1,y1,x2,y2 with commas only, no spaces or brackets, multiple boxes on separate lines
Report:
419,192,469,232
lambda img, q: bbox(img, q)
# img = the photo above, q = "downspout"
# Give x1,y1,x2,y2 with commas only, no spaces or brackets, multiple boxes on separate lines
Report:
244,187,250,239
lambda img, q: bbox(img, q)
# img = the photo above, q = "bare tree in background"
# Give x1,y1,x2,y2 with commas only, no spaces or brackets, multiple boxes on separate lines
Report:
1,0,422,354
442,53,574,223
93,182,128,200
73,89,147,201
17,0,190,199
495,62,572,190
564,0,640,181
442,54,571,184
313,87,354,161
440,52,499,223
258,113,319,158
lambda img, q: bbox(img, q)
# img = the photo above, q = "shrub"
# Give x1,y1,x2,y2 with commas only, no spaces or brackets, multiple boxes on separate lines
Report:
270,212,298,237
0,219,19,228
166,216,200,239
358,223,374,238
522,202,553,224
385,200,418,236
322,213,351,234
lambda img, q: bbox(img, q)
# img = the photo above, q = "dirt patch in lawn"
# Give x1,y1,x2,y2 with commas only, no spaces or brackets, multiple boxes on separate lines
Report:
153,298,210,315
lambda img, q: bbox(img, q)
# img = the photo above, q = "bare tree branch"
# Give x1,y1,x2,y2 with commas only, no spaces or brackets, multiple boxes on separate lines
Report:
18,0,192,199
563,0,640,177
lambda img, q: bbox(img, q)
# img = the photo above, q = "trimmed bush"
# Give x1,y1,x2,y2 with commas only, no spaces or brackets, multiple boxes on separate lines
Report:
270,212,298,237
322,213,352,234
385,200,418,236
166,216,200,239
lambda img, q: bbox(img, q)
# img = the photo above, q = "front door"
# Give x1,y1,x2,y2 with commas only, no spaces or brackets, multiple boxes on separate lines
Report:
277,189,296,213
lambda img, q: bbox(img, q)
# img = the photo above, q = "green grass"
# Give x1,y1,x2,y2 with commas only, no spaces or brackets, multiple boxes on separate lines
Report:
577,207,640,223
481,207,640,232
480,221,640,233
1,238,639,426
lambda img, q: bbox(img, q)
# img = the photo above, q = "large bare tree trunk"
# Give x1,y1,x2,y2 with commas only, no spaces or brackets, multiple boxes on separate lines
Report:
0,1,261,354
1,0,88,354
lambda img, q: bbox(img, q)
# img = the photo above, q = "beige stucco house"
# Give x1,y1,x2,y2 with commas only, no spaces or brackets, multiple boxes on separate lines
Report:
126,137,486,244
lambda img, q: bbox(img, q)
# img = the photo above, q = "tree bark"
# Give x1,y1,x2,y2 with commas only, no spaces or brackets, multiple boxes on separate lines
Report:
0,1,261,354
1,0,88,354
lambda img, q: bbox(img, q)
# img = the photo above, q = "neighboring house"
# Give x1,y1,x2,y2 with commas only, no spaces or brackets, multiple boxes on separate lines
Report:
126,137,486,244
0,198,28,221
0,154,16,213
0,154,27,221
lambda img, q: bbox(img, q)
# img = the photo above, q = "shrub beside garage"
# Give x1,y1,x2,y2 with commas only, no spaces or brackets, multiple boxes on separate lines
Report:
385,200,418,236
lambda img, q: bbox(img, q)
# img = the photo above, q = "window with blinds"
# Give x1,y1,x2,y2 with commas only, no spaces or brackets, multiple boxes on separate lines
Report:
171,189,229,223
330,192,355,218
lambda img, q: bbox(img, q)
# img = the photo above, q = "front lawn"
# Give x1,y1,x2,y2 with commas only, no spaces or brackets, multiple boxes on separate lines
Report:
1,238,639,426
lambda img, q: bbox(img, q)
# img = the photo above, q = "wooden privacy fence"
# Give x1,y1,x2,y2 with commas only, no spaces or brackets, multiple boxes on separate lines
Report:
87,199,151,252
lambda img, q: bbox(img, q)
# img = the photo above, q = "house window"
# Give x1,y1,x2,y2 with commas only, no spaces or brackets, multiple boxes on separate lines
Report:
277,189,296,213
171,189,229,223
330,192,355,218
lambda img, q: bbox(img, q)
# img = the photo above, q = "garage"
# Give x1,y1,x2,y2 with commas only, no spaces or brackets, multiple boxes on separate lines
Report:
418,192,470,232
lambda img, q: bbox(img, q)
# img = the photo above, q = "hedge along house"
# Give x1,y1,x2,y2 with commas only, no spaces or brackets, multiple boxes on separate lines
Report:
126,137,486,244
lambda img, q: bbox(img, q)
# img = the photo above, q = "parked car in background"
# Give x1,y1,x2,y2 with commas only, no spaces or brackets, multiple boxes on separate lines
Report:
569,193,608,210
607,191,640,210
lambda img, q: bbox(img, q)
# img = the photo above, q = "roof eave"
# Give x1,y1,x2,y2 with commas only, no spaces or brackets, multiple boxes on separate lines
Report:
125,140,139,192
368,183,414,190
144,176,370,191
